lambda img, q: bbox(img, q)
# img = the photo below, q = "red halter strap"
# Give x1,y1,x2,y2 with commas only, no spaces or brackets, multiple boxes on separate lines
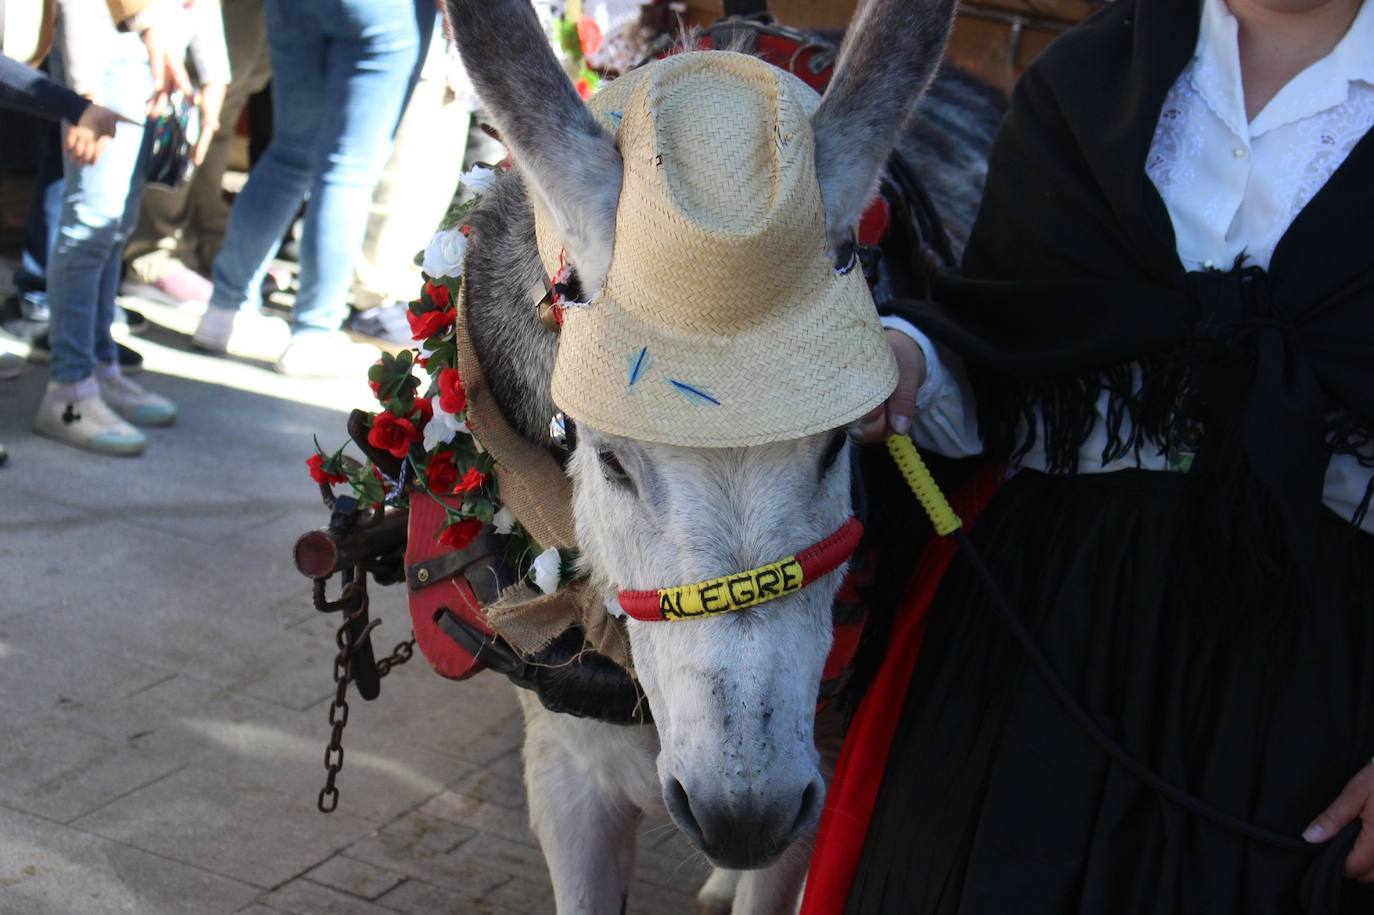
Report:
617,517,864,622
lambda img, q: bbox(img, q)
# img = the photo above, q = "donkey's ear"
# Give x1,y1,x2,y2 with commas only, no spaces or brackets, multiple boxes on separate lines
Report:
446,0,622,290
812,0,956,265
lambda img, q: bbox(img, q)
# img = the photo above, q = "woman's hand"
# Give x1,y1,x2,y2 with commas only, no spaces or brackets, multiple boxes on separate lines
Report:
194,82,227,166
137,22,193,115
1304,761,1374,880
852,329,928,443
64,105,120,166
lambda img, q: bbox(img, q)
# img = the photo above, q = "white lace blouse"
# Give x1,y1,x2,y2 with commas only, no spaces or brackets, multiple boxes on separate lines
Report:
898,0,1374,532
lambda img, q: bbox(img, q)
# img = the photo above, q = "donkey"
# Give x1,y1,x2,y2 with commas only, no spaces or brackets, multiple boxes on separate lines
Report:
444,0,1002,910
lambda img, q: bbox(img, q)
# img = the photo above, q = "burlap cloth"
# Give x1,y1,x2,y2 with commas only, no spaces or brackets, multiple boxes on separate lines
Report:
454,277,634,672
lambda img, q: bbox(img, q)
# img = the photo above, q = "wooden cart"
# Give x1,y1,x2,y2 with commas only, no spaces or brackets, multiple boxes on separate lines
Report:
681,0,1106,92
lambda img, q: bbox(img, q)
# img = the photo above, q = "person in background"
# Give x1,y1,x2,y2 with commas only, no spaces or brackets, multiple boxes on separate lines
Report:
345,16,474,345
34,0,228,456
1,0,128,466
120,0,270,311
192,0,433,376
3,0,180,367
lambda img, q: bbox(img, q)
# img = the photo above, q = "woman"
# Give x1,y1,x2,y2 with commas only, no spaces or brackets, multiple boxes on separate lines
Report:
845,0,1374,910
191,0,433,377
32,0,226,456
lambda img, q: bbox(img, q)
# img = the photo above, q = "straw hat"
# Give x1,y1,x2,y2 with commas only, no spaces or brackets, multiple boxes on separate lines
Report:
538,51,897,447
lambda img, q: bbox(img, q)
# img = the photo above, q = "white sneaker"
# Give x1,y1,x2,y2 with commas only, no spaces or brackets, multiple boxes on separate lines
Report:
192,307,290,354
275,332,381,378
0,352,23,381
98,373,177,427
34,390,145,456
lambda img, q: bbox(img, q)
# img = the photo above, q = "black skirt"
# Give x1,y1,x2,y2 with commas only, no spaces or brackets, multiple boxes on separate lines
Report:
847,470,1374,915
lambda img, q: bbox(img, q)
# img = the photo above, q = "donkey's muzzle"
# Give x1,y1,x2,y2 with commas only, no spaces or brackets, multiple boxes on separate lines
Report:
663,771,824,869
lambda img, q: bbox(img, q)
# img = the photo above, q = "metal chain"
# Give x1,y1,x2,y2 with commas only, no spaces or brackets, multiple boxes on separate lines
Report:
316,567,417,813
375,635,416,678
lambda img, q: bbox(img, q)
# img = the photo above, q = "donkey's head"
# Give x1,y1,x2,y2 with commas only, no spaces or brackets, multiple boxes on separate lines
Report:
449,0,954,869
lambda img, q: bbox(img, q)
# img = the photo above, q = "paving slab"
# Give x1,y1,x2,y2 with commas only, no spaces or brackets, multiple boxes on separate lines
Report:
0,719,184,823
627,878,702,915
476,872,557,915
302,854,408,900
339,832,512,898
417,789,539,847
374,876,500,915
71,765,376,889
0,804,260,915
258,878,400,915
47,672,475,823
0,609,174,733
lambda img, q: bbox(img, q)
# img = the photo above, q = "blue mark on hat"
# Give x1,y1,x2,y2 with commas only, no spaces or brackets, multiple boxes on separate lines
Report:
668,379,721,406
626,347,651,389
607,111,623,127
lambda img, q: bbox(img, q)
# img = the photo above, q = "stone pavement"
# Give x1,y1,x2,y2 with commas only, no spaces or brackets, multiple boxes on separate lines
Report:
0,277,708,914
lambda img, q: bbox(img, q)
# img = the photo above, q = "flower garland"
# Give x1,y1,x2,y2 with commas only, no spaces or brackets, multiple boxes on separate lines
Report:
555,0,604,100
308,165,572,594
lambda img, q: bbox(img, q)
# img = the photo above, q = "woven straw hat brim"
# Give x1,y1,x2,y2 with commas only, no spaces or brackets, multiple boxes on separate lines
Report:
540,51,898,447
551,284,897,447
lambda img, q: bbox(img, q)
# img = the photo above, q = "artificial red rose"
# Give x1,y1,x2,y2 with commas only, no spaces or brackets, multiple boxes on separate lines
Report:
577,15,602,56
425,281,451,310
406,305,455,342
367,411,420,459
438,367,467,415
438,517,484,550
426,452,459,494
412,396,433,427
575,78,592,101
452,466,488,494
306,453,347,486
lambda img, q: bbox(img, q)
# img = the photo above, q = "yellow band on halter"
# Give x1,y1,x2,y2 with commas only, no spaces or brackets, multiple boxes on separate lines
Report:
655,556,806,621
886,435,962,536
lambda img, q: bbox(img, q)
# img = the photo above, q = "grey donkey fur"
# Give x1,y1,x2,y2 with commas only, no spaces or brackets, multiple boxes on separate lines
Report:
449,0,1003,448
812,0,958,261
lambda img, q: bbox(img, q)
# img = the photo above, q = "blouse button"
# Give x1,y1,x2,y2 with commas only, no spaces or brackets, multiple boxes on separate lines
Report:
1233,147,1247,159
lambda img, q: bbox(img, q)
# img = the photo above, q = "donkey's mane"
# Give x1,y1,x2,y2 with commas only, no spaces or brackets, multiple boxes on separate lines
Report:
463,174,560,448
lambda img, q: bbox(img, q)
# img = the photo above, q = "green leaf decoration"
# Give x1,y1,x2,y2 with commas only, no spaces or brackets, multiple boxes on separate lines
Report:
369,350,420,412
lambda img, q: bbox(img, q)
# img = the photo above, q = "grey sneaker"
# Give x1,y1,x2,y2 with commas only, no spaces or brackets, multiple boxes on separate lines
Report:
34,391,145,456
0,352,22,381
97,373,177,427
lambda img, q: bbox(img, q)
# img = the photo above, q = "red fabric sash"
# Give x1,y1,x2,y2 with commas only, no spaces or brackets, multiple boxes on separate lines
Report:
799,464,1003,915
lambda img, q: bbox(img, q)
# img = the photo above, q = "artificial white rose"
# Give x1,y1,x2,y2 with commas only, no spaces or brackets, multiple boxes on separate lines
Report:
461,164,497,196
493,505,518,535
423,402,468,451
422,228,467,279
531,547,562,594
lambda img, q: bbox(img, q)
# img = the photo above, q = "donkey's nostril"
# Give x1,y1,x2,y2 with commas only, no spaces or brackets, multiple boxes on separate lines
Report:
789,776,824,840
664,776,705,846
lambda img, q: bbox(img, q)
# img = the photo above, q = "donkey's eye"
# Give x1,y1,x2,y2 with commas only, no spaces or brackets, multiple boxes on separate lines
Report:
819,431,847,476
598,450,633,489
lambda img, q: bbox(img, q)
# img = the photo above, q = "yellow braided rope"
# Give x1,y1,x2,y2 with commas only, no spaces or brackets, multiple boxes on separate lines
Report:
886,435,962,536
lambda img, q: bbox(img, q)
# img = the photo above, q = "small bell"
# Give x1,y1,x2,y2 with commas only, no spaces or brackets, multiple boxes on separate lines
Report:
549,411,569,449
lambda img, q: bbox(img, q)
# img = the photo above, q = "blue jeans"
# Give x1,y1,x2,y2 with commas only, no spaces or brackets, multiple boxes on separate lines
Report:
13,124,63,308
208,0,432,335
46,42,152,383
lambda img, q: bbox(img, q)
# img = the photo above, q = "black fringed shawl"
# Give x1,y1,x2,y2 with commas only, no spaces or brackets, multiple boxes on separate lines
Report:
891,0,1374,578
